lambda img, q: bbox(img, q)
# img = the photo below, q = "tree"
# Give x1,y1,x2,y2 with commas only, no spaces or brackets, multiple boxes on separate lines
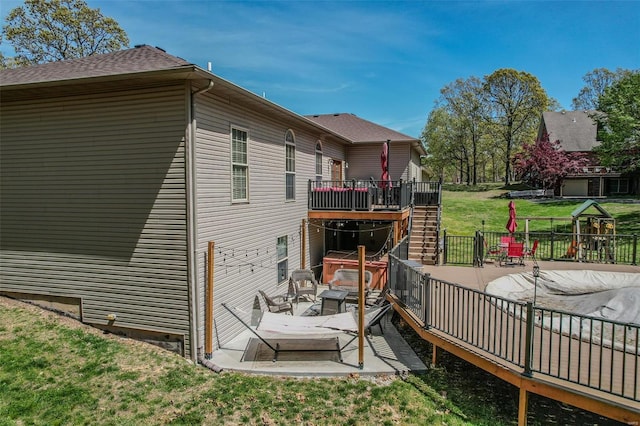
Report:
513,136,588,191
421,108,457,181
438,77,490,185
593,71,640,173
2,0,128,67
482,69,550,185
572,68,632,111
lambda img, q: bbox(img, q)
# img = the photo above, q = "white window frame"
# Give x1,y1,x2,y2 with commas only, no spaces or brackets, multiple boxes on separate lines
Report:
231,126,249,203
276,235,288,284
315,141,323,181
285,129,296,200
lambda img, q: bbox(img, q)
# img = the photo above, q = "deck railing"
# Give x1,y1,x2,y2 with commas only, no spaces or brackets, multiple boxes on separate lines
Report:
388,238,639,402
440,230,639,266
308,179,440,211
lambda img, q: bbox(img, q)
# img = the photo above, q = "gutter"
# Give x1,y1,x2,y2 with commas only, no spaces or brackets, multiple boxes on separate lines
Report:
186,79,214,364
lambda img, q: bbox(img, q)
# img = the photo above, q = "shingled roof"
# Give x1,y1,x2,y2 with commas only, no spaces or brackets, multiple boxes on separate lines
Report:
305,113,418,143
0,47,405,147
540,110,600,152
0,45,193,86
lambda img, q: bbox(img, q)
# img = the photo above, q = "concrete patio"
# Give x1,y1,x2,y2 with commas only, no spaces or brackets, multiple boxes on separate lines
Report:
208,290,428,377
208,261,638,377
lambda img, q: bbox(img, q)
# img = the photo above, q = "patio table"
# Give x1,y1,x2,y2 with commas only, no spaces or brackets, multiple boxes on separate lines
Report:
319,289,349,316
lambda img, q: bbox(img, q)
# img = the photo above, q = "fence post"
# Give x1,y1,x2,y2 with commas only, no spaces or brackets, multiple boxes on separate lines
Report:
473,231,483,267
351,179,356,210
442,229,448,265
633,235,638,266
388,254,396,292
550,231,555,260
523,302,534,377
411,177,416,206
423,273,431,329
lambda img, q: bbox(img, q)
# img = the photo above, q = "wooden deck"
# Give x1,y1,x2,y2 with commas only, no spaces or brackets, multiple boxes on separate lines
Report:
390,262,640,425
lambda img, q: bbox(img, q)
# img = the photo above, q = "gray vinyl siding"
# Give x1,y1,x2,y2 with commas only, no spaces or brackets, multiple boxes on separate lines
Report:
409,149,424,182
0,85,192,354
347,144,380,181
347,143,411,182
308,220,325,280
320,142,347,175
193,92,345,348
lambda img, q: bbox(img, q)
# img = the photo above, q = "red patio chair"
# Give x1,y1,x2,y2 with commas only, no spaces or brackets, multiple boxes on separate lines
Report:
483,238,503,264
524,240,539,259
503,242,525,266
500,236,516,247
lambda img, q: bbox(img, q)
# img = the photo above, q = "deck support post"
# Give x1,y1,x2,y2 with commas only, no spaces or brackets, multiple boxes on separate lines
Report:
518,387,529,426
358,245,366,369
431,344,438,366
301,218,306,269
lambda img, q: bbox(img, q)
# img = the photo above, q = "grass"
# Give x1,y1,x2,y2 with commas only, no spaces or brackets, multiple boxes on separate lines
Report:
0,296,479,426
0,297,621,425
2,187,636,425
439,186,640,236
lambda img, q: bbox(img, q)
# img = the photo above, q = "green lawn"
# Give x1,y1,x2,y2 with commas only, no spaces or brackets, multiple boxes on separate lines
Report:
2,187,636,425
0,297,488,426
440,188,640,236
0,296,616,425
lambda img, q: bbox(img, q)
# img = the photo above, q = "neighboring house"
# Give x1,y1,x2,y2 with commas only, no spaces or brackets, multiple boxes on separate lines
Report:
0,45,437,361
538,110,633,197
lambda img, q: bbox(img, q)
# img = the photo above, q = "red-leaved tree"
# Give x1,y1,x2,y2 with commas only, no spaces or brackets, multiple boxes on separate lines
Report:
513,136,588,191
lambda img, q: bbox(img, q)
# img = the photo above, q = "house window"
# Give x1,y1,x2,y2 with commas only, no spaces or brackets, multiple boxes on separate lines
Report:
607,178,629,194
285,130,295,200
276,236,288,284
315,141,323,181
231,127,248,202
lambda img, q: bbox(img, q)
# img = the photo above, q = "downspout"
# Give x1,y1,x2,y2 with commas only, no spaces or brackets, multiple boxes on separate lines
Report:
186,80,214,364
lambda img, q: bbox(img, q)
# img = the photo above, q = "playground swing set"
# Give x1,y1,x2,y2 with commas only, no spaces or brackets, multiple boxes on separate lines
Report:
522,200,616,262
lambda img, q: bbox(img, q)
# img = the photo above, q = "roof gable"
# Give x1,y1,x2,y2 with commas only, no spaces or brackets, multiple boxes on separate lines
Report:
541,110,599,152
570,199,613,218
305,113,418,144
0,45,192,86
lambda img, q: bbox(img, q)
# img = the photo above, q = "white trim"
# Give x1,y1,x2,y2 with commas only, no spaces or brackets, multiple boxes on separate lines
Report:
285,129,296,201
230,124,250,203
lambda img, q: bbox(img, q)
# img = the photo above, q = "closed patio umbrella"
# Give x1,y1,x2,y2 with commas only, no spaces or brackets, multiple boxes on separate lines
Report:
506,201,517,234
380,140,390,189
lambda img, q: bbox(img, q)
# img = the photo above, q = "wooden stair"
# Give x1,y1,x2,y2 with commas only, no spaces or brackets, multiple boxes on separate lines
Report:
408,205,439,265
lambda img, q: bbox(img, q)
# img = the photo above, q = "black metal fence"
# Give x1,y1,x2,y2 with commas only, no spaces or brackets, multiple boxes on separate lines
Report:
388,238,639,402
440,230,639,266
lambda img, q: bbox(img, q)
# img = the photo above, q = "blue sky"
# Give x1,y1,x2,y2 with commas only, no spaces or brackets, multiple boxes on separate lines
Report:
2,1,639,138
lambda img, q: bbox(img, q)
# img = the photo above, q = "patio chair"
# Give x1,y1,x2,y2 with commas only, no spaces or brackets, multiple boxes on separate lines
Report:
483,239,504,264
366,286,389,307
363,302,392,336
258,290,293,315
288,269,319,306
329,269,373,303
524,240,539,259
501,242,524,266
